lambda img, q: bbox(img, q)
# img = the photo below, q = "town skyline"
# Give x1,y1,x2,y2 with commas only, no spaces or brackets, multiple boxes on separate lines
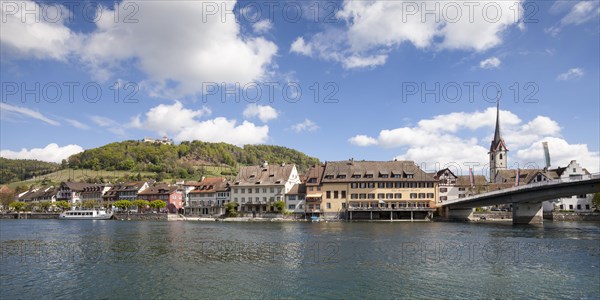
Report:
1,0,599,173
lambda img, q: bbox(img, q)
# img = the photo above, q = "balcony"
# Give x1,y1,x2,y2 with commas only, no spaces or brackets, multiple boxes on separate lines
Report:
347,206,434,212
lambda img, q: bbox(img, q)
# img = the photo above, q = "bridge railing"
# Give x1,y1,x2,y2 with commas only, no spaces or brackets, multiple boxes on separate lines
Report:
443,172,599,205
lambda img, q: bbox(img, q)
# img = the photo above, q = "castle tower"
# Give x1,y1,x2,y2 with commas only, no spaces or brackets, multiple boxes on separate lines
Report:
489,99,508,182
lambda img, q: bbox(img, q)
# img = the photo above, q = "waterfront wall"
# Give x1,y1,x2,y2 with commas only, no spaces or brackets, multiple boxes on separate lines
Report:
0,213,59,219
549,212,600,222
113,213,168,221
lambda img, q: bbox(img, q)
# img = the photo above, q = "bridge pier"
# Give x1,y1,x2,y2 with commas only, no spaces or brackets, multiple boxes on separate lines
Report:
512,202,543,225
440,207,473,221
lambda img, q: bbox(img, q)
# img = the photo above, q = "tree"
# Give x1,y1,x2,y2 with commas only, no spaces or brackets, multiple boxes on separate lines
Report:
149,200,166,213
274,200,285,212
9,201,27,212
39,201,52,212
113,200,132,212
55,200,71,211
131,200,149,213
14,185,28,194
225,202,238,217
593,193,600,211
81,200,98,209
0,192,15,210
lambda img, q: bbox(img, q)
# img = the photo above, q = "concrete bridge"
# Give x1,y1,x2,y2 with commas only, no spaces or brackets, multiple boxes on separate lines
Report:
439,174,600,224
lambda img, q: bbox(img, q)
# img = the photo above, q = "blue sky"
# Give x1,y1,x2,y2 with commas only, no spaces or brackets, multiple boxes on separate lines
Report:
1,0,599,175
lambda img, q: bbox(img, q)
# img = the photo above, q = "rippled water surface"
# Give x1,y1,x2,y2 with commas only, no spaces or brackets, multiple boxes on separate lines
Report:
1,220,599,299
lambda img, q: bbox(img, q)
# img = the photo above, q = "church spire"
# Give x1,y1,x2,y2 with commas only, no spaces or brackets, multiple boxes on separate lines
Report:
490,93,506,152
493,96,501,144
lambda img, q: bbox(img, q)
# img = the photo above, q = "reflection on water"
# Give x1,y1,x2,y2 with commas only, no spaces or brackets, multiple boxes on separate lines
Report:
1,220,599,299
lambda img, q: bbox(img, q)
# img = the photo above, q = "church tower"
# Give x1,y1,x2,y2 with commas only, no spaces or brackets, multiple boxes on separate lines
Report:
489,99,508,182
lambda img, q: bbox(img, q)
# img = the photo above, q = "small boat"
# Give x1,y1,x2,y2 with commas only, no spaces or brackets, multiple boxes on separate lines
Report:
59,210,113,220
310,215,320,222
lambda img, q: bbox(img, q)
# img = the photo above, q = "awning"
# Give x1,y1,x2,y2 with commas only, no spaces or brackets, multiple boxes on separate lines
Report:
306,194,322,198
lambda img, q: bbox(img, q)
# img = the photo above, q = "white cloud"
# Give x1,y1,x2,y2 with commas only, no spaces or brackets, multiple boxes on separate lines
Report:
252,20,273,34
292,119,319,133
349,107,599,175
0,103,60,126
547,1,600,35
243,104,278,122
129,101,211,135
0,143,84,163
2,1,277,97
131,101,269,145
64,118,89,130
348,135,379,147
0,0,80,61
479,57,501,69
176,118,269,146
90,115,125,136
292,0,523,69
80,1,277,95
557,68,584,81
516,137,599,173
290,37,313,56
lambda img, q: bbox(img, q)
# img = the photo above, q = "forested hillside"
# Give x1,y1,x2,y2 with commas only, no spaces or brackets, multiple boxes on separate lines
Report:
66,140,320,178
0,158,59,184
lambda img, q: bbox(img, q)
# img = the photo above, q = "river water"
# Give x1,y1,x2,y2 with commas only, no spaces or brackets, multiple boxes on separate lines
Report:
1,220,599,299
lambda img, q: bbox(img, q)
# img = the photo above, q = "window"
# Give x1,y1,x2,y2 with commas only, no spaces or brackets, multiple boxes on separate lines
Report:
351,183,358,189
288,195,297,201
308,204,314,210
241,197,245,203
573,168,576,172
359,183,366,188
308,187,314,191
577,205,581,210
367,183,375,188
351,194,358,199
427,193,434,198
458,194,465,198
234,197,238,202
334,191,339,199
386,193,393,199
559,205,564,210
410,193,417,199
499,154,503,159
317,186,321,191
299,204,303,209
263,197,267,202
341,191,346,198
418,193,425,198
326,191,331,199
248,189,252,194
394,193,402,199
440,196,447,201
365,174,373,178
378,182,385,188
270,188,275,193
324,175,334,179
394,182,401,188
342,203,346,209
288,204,295,209
262,188,267,193
241,189,245,193
458,187,466,191
326,203,331,209
569,204,573,210
368,193,375,199
377,193,385,199
352,174,361,178
440,188,447,193
359,193,366,199
337,175,346,179
278,188,282,193
578,194,587,198
255,188,259,193
585,204,590,210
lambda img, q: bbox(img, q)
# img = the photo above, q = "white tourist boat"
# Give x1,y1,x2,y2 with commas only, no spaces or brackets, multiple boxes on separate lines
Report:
59,210,114,220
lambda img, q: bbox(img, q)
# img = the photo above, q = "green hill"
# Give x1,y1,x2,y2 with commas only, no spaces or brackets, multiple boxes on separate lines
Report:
0,158,59,184
66,140,320,179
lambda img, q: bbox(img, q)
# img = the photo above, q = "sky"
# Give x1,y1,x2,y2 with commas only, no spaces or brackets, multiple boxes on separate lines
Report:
1,0,599,177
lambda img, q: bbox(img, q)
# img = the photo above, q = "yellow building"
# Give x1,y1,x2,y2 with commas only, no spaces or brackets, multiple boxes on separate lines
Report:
319,160,438,220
